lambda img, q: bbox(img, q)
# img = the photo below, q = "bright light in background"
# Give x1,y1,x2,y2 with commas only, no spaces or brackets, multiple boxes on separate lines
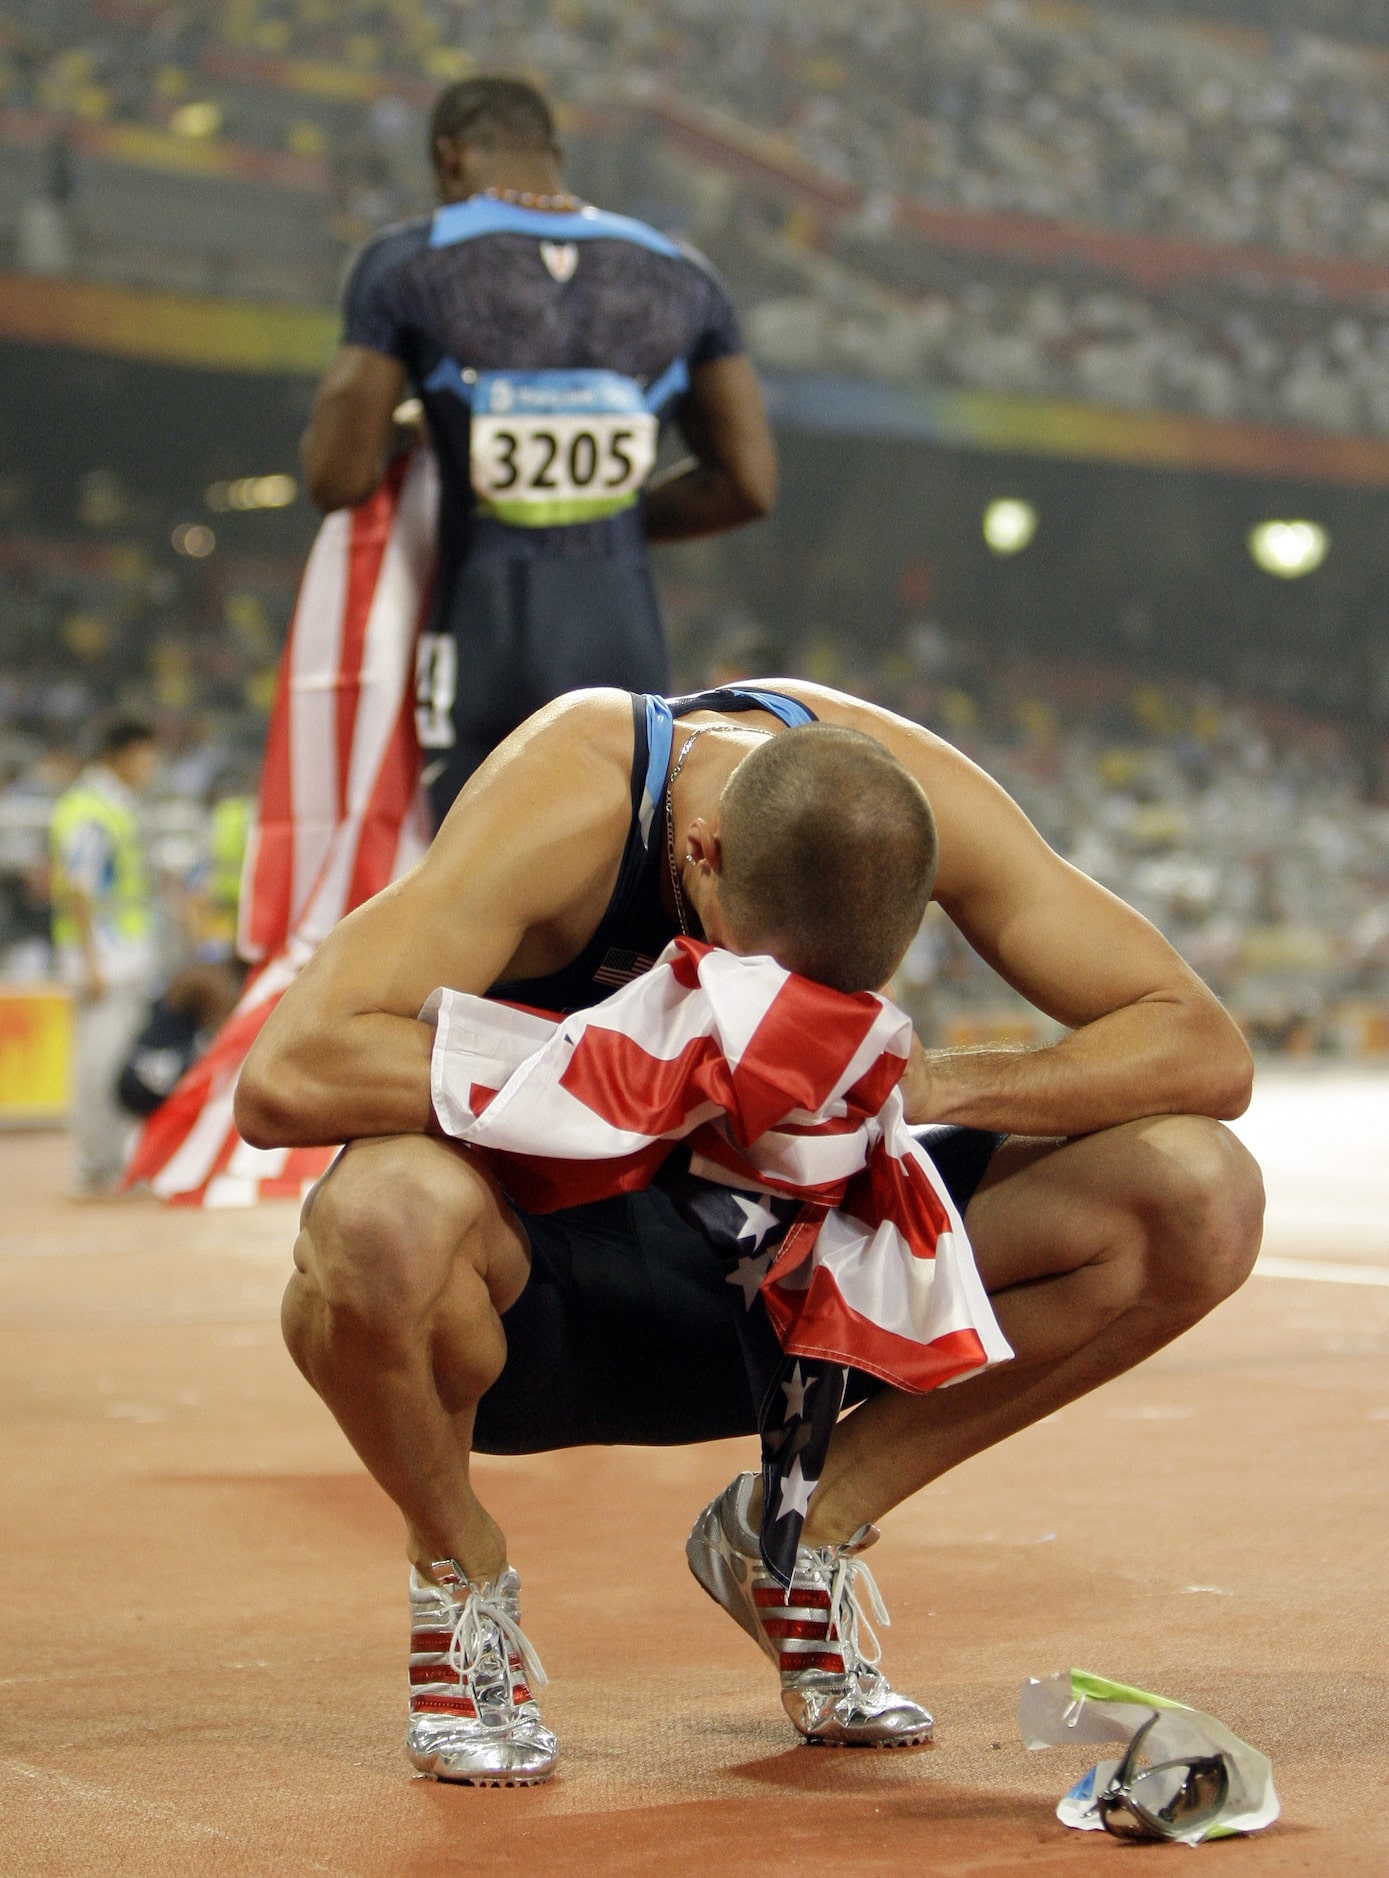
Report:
982,497,1037,555
171,522,216,558
1248,519,1328,578
205,474,298,512
170,101,222,140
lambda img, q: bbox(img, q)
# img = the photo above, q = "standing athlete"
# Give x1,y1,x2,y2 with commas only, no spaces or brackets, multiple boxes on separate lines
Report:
301,75,776,824
237,680,1263,1787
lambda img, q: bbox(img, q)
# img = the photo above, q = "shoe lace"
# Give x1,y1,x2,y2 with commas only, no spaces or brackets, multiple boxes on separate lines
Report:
445,1583,548,1696
826,1552,891,1678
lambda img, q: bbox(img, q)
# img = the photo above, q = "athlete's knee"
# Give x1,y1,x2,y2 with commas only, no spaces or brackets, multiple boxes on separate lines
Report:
292,1137,495,1348
1136,1116,1264,1311
281,1264,319,1380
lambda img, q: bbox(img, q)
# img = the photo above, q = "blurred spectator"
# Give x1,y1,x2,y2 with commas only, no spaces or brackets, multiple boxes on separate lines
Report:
117,956,243,1116
48,715,159,1195
191,773,254,960
15,134,75,276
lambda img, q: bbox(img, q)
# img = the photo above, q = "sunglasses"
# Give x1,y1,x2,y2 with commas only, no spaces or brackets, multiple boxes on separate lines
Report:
1096,1709,1233,1843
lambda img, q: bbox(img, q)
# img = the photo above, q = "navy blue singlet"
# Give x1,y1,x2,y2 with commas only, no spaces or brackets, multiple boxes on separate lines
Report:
489,686,815,1014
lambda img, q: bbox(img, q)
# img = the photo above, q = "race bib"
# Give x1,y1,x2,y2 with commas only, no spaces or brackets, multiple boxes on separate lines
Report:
469,370,659,527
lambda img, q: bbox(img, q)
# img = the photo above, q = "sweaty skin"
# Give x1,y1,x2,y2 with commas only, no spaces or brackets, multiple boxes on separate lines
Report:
241,685,1250,1145
237,684,1262,1584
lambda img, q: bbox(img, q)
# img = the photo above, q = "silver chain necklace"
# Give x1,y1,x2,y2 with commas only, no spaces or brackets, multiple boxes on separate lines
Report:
664,722,773,936
665,726,714,937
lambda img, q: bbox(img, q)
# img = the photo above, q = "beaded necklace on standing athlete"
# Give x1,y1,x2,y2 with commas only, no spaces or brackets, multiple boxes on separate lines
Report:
475,186,585,212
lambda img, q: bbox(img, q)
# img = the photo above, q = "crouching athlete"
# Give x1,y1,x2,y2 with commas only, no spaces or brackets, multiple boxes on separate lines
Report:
236,681,1263,1785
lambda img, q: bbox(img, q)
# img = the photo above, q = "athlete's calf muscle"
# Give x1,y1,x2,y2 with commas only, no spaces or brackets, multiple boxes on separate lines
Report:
965,1114,1263,1310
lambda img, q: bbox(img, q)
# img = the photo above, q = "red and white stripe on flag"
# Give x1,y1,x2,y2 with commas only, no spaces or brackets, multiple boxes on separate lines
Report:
124,450,439,1206
425,937,1013,1395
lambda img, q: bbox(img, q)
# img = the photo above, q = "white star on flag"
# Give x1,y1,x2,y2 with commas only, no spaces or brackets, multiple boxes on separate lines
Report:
776,1454,818,1522
780,1361,815,1422
726,1250,772,1309
731,1193,781,1248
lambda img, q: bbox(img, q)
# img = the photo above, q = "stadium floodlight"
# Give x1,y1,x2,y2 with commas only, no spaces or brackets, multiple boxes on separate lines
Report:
205,474,299,512
170,101,222,140
983,498,1037,555
1248,519,1328,578
172,522,216,558
248,474,298,508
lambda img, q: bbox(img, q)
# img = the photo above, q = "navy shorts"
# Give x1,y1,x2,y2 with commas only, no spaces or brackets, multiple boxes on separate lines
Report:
421,553,668,824
472,1125,1002,1455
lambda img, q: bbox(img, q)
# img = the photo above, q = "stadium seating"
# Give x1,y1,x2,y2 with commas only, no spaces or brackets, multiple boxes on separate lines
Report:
6,1,1389,436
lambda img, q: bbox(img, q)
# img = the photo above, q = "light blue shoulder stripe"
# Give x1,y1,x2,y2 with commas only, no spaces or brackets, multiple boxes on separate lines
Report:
430,200,685,257
639,696,675,850
733,688,815,728
422,356,472,400
643,357,689,412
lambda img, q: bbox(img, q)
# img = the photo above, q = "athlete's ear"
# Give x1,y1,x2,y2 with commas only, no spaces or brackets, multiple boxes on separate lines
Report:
685,817,724,878
433,134,467,198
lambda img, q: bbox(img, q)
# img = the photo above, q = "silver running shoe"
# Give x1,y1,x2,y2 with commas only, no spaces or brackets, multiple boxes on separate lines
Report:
687,1472,933,1748
405,1559,557,1785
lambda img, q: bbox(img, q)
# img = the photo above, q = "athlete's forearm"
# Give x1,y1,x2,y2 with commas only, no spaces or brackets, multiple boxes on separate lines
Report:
643,463,771,541
301,402,390,512
901,994,1253,1137
300,347,408,512
237,1010,436,1147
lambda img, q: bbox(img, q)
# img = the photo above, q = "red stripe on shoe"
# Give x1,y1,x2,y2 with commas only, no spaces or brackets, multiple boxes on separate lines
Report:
778,1649,845,1673
410,1630,456,1653
754,1586,830,1609
759,1617,831,1640
410,1693,478,1716
410,1664,464,1687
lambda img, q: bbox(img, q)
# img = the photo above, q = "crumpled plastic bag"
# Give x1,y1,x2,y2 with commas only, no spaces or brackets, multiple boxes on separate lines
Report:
1018,1669,1280,1844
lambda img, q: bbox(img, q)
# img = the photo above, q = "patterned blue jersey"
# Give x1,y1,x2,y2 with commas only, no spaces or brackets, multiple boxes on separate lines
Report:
342,199,743,574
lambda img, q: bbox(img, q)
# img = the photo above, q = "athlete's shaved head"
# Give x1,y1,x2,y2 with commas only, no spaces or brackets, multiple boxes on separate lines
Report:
430,76,558,164
716,725,937,993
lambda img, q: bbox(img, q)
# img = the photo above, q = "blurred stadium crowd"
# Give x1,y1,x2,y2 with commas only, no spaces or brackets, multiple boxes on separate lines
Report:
10,0,1389,257
744,253,1389,434
7,0,1389,434
3,599,1387,1058
838,635,1389,1056
0,0,1387,1060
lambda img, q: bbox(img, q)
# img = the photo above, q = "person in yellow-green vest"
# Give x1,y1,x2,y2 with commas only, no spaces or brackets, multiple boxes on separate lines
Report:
50,718,159,1196
205,785,253,959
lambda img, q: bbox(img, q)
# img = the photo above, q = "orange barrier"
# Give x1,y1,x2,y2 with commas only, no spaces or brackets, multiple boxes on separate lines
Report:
0,984,71,1126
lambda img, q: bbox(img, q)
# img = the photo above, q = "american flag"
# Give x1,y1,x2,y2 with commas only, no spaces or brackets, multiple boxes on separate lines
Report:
425,936,1013,1580
124,451,436,1204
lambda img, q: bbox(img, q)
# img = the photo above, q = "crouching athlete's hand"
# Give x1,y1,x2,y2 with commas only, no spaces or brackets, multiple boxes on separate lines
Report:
896,1030,935,1127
